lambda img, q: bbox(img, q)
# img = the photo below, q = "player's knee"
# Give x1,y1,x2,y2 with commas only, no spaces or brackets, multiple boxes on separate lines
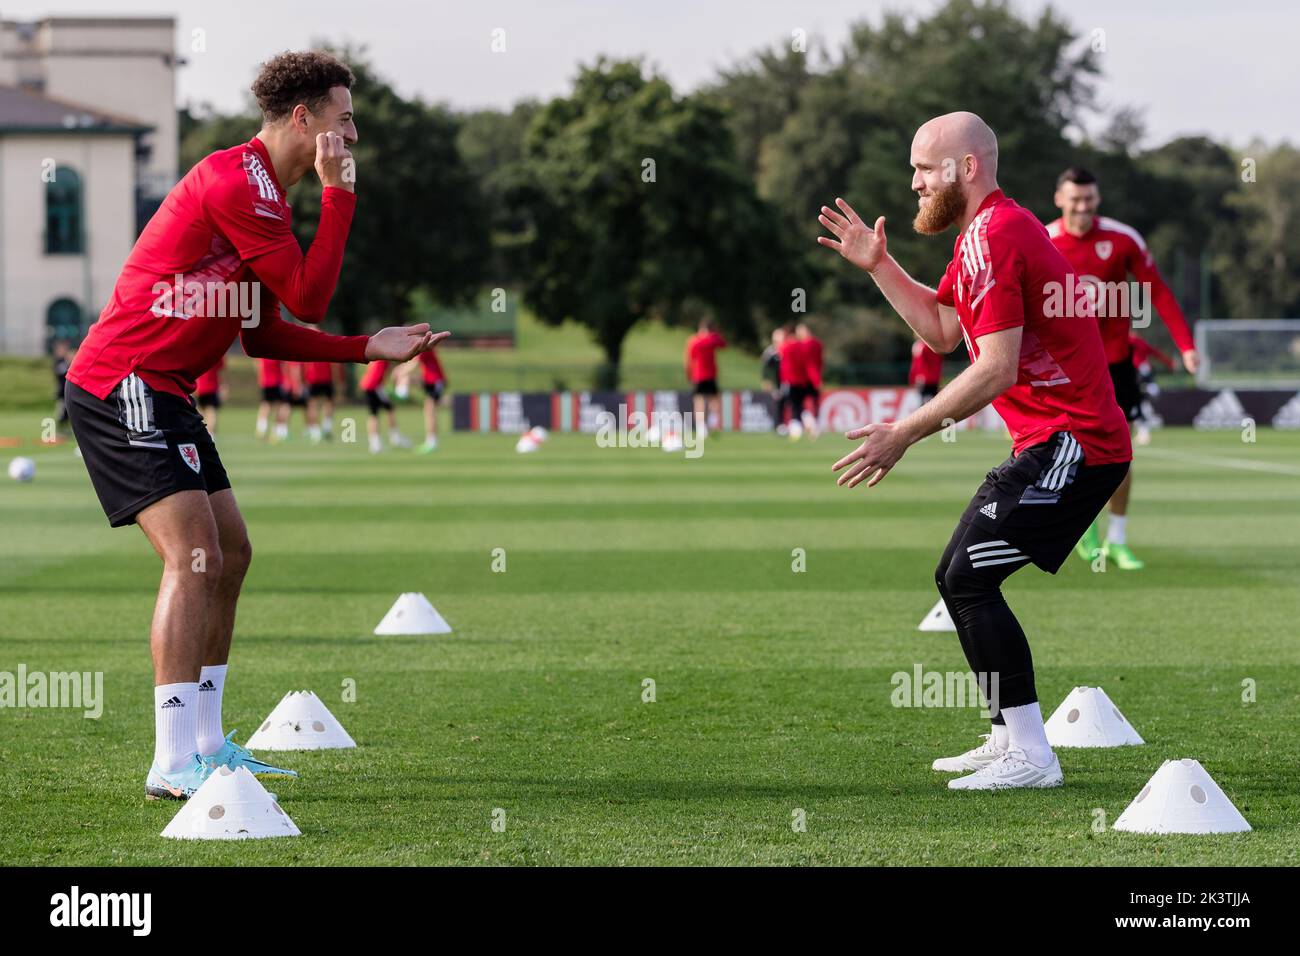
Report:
224,534,253,579
942,561,996,606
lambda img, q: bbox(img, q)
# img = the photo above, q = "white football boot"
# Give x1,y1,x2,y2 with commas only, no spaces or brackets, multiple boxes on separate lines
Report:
932,733,1006,773
947,747,1063,791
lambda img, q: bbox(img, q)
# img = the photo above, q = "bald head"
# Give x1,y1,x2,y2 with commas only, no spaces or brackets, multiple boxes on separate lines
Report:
909,111,1000,233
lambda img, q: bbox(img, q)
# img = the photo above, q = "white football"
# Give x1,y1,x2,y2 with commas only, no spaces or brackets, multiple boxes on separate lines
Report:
8,456,35,482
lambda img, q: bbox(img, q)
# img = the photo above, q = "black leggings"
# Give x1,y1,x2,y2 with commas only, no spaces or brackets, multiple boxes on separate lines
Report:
934,520,1038,720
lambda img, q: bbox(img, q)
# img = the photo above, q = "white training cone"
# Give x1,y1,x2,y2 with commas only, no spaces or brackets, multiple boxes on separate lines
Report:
1113,758,1251,834
661,429,683,453
245,690,357,751
374,591,452,635
918,598,956,632
1044,686,1144,747
161,765,300,840
516,434,539,453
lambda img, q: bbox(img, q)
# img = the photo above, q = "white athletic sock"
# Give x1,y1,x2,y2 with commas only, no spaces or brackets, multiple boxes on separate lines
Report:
322,416,333,435
196,664,228,757
154,682,199,773
1107,514,1127,545
369,435,382,453
308,425,321,441
991,722,1009,749
255,417,268,437
275,423,289,440
1000,701,1053,766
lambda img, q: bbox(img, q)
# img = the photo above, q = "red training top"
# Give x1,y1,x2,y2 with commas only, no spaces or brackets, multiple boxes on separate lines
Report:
684,331,727,383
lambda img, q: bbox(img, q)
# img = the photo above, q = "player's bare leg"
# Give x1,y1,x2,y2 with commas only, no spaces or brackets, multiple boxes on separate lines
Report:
707,394,722,435
692,393,707,438
1102,465,1143,569
367,412,382,453
419,396,439,453
136,491,223,794
274,399,290,442
387,408,410,448
305,396,322,443
255,400,271,439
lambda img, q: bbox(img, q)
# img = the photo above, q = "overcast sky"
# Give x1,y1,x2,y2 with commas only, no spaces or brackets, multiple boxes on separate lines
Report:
6,0,1295,147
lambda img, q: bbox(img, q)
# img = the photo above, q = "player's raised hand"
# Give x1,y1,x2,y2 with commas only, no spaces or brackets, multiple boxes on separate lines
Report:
817,198,887,274
832,421,908,489
1181,349,1200,375
315,131,355,192
365,325,449,362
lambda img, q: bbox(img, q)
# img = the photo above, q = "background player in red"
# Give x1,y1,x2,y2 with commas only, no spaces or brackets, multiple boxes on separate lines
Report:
817,111,1131,791
195,356,225,434
1049,167,1199,570
684,319,727,436
360,359,410,453
778,325,813,439
64,51,446,801
909,337,943,403
254,358,286,441
303,360,337,441
795,322,824,436
415,349,447,453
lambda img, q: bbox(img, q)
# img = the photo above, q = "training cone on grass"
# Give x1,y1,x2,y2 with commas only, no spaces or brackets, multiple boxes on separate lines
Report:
245,690,357,751
1113,759,1251,834
161,766,300,840
1044,685,1144,747
918,598,956,632
374,591,452,635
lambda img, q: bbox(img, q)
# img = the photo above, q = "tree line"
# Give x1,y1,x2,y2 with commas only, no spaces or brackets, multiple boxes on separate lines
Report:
179,0,1298,388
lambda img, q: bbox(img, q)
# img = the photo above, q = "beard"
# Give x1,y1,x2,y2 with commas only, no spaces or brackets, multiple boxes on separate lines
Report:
913,180,967,234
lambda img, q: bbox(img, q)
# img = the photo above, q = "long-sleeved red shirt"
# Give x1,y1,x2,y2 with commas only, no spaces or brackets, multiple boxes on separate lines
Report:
68,136,367,400
1046,216,1194,365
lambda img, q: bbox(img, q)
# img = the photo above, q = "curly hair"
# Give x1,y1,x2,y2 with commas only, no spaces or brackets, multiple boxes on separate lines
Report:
251,51,354,122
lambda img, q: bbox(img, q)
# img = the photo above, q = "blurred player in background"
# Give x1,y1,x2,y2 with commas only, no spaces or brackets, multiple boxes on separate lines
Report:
254,358,286,441
282,361,309,440
761,326,784,410
360,359,410,454
796,322,824,433
303,361,336,441
778,325,816,439
909,338,943,404
1049,167,1199,570
52,339,73,437
417,349,447,454
685,319,726,437
1128,332,1174,446
195,356,225,434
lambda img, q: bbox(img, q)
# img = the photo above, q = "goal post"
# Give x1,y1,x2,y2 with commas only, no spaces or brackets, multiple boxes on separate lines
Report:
1195,319,1300,389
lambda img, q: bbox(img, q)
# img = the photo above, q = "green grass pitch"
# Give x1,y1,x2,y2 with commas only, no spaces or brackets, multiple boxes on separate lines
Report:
1,408,1297,865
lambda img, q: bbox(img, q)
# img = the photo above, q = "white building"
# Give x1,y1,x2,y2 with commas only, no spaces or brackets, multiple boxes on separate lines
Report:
0,16,178,356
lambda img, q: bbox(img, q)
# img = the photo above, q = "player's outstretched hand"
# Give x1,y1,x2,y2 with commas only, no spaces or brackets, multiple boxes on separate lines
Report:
832,421,908,489
817,198,887,274
315,132,355,192
365,325,449,362
1181,349,1200,375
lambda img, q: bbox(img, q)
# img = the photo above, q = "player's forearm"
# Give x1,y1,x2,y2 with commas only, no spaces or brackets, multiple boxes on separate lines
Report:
868,255,953,352
241,318,369,363
1150,281,1195,353
251,188,356,324
895,359,1007,445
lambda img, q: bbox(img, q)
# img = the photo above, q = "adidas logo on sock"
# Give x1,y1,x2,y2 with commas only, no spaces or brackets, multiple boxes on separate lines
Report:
160,696,185,709
980,501,998,519
198,680,215,691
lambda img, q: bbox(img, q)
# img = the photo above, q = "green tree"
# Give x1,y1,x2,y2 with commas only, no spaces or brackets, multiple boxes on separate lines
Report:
509,59,802,388
1216,143,1300,318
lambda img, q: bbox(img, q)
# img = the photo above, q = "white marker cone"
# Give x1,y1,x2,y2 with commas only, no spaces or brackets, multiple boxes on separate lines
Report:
516,434,539,453
374,592,452,635
1044,686,1144,747
161,765,300,840
918,598,956,632
245,690,357,751
1113,759,1251,834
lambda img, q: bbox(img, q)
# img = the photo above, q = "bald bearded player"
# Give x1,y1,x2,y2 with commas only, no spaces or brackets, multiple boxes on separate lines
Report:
816,112,1131,790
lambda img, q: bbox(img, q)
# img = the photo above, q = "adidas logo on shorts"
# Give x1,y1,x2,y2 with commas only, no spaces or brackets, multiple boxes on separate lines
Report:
979,501,998,519
160,696,185,709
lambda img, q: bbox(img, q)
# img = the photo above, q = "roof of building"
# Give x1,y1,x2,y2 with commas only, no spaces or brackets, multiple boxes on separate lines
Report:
0,84,151,134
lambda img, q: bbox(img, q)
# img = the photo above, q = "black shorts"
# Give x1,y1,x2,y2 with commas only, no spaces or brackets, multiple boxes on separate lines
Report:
365,388,393,415
785,383,811,413
66,376,231,528
692,378,718,396
424,380,446,401
956,431,1129,574
260,385,285,404
196,391,221,409
308,382,335,399
918,382,939,402
1109,359,1141,423
286,389,307,408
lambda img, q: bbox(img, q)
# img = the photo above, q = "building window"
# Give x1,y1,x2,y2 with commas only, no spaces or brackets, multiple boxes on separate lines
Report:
45,167,84,254
46,298,83,353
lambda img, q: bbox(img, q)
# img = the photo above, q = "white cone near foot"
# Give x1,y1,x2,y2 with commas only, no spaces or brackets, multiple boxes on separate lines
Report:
1044,686,1143,747
245,690,357,751
374,592,452,635
161,766,300,840
1113,759,1251,834
918,598,956,632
